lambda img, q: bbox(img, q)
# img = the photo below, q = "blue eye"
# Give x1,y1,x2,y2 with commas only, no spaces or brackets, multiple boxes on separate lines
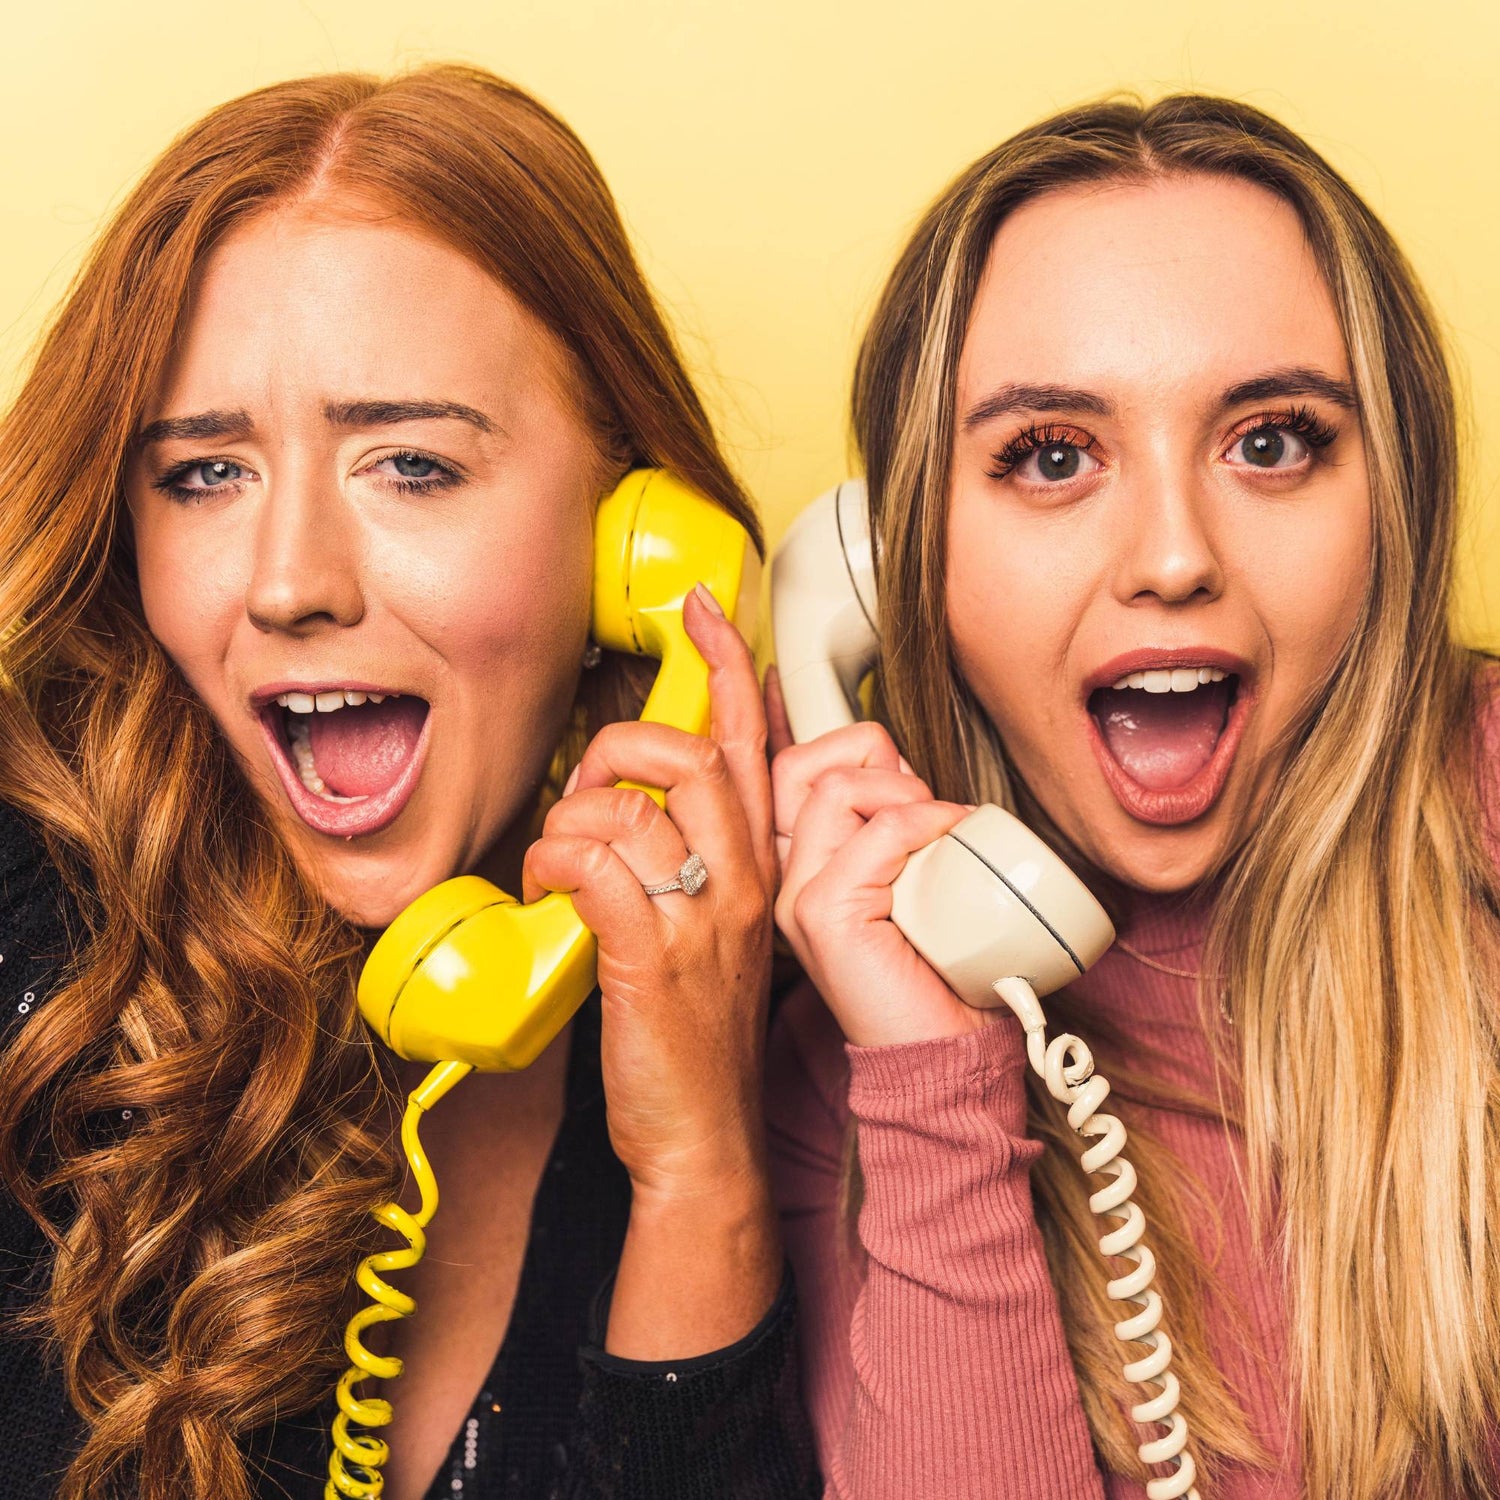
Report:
369,451,461,493
390,453,437,479
153,458,251,502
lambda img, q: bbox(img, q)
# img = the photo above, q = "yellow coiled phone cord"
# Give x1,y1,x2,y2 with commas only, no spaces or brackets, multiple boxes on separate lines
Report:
325,1059,472,1500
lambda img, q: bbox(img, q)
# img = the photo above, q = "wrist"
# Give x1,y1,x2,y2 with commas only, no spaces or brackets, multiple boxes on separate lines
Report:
626,1148,773,1225
609,1168,781,1361
622,1114,771,1211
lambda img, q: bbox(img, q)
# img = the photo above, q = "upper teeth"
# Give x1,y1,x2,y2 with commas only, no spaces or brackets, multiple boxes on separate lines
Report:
1109,667,1229,693
275,689,393,713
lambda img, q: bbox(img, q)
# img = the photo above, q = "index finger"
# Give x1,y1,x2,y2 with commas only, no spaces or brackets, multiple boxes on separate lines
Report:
770,719,904,843
682,582,776,891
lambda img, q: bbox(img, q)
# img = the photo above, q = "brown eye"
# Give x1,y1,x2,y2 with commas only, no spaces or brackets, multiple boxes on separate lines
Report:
1231,425,1308,469
1035,444,1082,480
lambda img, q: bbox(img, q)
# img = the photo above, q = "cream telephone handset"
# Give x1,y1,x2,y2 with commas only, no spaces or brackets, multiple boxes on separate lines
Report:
326,470,759,1500
772,481,1202,1500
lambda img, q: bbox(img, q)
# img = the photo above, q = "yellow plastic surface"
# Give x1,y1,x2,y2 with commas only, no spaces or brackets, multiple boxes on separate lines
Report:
357,468,757,1072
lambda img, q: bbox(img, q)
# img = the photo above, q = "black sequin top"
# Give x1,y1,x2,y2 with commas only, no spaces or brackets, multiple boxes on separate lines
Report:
0,803,820,1499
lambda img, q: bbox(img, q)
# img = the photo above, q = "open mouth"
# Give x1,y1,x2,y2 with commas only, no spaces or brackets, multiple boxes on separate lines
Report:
1085,661,1252,826
257,688,431,838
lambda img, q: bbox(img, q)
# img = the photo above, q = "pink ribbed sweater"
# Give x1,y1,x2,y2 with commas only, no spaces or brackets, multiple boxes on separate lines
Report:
765,675,1499,1500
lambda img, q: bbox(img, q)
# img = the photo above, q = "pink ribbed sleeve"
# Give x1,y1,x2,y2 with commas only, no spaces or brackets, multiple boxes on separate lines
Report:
766,981,1104,1499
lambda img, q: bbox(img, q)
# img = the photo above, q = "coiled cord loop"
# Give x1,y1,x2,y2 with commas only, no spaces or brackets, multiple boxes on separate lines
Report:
993,977,1201,1500
326,1060,472,1500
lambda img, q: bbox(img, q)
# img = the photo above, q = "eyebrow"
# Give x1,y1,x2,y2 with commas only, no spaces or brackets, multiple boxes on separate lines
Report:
134,409,254,449
134,398,500,452
324,398,498,434
1217,366,1358,412
962,384,1114,429
961,365,1358,432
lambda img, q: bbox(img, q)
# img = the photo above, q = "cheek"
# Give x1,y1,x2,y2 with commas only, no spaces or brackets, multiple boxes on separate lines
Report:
944,493,1093,743
131,514,248,706
380,508,594,697
1239,490,1372,684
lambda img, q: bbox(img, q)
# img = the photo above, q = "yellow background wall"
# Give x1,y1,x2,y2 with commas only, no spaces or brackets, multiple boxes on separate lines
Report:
4,0,1498,645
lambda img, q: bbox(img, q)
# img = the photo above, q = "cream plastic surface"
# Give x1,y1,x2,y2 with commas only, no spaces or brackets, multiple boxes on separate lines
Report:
890,804,1114,1003
770,479,878,744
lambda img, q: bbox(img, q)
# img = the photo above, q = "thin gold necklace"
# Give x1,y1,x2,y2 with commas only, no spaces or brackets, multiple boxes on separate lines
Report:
1115,938,1234,1024
1114,937,1201,980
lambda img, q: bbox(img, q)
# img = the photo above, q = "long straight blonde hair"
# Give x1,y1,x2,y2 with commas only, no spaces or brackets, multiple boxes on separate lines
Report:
854,94,1500,1498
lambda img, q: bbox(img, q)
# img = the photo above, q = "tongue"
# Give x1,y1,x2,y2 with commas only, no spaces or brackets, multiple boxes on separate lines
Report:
308,697,427,798
1092,680,1231,790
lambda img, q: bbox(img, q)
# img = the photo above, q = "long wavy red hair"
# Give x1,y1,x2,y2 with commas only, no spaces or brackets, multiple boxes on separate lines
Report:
0,65,757,1499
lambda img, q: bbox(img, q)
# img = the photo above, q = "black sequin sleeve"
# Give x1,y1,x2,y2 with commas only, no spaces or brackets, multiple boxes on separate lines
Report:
559,1265,821,1500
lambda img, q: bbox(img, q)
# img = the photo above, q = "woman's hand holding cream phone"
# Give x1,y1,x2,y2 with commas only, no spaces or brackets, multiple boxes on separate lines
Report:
771,718,979,1047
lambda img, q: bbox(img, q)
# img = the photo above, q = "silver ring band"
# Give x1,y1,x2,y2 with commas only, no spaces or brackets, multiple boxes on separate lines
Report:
641,850,709,898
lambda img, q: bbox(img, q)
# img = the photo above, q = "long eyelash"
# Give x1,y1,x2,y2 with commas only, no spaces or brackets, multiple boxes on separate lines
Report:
986,423,1093,480
1241,403,1339,451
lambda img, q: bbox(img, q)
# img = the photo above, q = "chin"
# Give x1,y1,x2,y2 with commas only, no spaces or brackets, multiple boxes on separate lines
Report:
1104,842,1216,894
291,837,466,931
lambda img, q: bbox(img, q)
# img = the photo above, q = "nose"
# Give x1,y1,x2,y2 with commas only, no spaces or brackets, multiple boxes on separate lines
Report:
1111,462,1224,608
245,464,365,634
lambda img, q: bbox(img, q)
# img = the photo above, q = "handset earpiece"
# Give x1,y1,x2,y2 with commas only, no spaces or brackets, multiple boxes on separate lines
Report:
592,468,760,741
356,468,758,1072
770,479,878,743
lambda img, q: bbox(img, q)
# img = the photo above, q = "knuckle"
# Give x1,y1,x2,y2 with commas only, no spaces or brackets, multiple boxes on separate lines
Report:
771,748,802,798
614,788,660,836
578,839,614,882
791,880,829,935
690,737,728,781
812,765,860,802
853,720,897,758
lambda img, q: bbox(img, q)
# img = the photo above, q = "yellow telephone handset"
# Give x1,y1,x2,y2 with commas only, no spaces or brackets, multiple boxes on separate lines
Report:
327,470,758,1500
357,468,759,1073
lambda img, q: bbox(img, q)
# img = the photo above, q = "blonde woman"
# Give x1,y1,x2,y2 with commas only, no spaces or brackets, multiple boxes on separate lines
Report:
0,68,816,1500
767,95,1500,1498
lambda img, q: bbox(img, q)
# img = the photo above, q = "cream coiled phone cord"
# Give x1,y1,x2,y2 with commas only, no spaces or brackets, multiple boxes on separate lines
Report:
994,977,1201,1500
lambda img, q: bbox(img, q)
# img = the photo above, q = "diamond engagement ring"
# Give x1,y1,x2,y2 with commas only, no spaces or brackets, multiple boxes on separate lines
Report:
641,850,709,897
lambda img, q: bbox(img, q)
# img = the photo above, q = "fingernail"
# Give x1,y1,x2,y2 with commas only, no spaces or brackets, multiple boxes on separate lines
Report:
693,581,726,619
563,763,581,796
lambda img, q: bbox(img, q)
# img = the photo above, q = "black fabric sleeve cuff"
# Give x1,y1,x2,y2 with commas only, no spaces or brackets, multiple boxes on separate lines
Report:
563,1262,821,1499
580,1259,794,1378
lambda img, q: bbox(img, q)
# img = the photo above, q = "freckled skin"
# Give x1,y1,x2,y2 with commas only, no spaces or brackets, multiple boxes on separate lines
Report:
945,176,1373,892
127,205,598,925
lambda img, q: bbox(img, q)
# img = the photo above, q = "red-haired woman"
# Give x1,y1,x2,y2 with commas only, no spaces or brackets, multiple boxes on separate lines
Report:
0,67,815,1500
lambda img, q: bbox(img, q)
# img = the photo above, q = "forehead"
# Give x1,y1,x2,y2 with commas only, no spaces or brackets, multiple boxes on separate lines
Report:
961,174,1349,405
152,204,566,418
